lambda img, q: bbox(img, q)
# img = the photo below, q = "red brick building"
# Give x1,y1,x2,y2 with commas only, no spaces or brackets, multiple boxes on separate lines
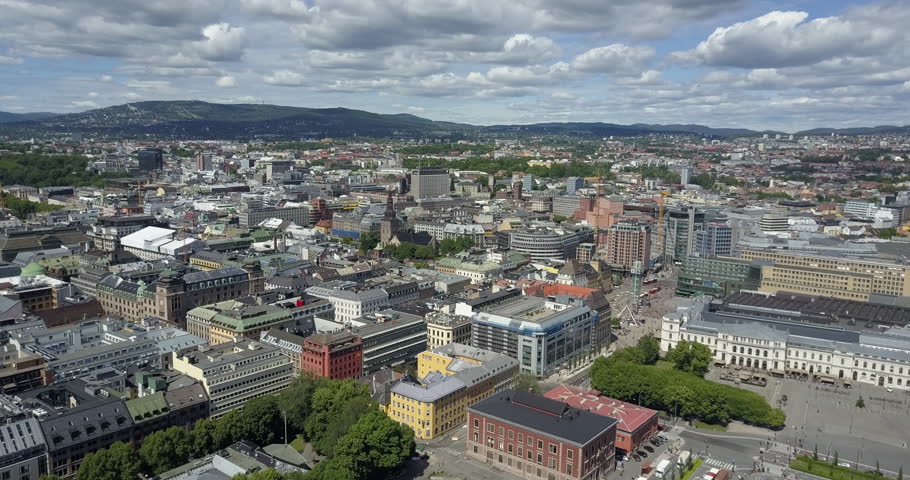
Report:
300,332,363,379
467,389,617,480
544,385,659,455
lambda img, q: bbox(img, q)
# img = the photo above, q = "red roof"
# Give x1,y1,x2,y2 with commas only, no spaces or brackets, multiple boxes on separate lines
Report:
543,385,657,434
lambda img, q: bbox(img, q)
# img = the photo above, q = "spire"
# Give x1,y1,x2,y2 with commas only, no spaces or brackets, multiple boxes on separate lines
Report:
384,190,395,219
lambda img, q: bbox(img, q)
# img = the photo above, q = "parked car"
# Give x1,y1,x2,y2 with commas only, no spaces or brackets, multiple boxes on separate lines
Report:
632,453,642,462
637,450,649,458
644,445,655,453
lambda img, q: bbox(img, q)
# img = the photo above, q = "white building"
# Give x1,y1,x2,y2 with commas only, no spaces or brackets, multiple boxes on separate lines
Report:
305,283,389,324
121,226,203,260
171,340,294,417
661,296,910,390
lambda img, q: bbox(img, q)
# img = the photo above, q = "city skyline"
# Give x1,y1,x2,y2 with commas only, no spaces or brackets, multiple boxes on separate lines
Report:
1,0,907,131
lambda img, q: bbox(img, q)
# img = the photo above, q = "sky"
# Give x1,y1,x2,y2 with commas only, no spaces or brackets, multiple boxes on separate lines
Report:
1,0,909,132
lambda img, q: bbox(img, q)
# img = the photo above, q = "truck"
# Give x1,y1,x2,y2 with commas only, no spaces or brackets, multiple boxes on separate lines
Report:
655,459,672,479
677,451,691,469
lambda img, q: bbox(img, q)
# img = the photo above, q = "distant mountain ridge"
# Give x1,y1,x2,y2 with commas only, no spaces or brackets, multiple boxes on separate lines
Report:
0,100,907,139
0,111,59,123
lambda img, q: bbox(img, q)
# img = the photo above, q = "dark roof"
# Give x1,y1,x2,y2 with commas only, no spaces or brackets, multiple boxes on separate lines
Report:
394,231,434,246
468,389,617,446
723,291,910,329
182,266,247,284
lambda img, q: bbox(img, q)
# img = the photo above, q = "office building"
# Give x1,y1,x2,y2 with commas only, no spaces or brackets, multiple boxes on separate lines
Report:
530,193,553,213
239,206,310,229
603,222,651,270
676,256,762,298
88,215,161,251
694,222,733,257
522,174,535,192
306,282,390,324
496,226,593,261
120,226,202,261
0,418,48,480
23,380,133,478
545,385,658,456
171,340,294,418
759,214,789,233
425,311,472,349
665,207,705,263
97,262,265,325
186,299,328,345
0,226,89,262
553,195,582,219
127,383,210,449
740,250,910,301
411,167,451,199
195,153,213,171
575,243,595,264
680,166,693,186
137,149,164,171
351,309,428,372
300,331,363,380
472,296,600,377
565,177,583,195
466,390,617,480
388,343,517,439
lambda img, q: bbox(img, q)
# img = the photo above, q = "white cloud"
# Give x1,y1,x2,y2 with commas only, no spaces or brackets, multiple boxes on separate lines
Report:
263,70,305,86
71,100,99,108
196,23,246,61
0,56,24,65
216,75,237,88
573,44,655,74
99,75,113,82
671,10,901,68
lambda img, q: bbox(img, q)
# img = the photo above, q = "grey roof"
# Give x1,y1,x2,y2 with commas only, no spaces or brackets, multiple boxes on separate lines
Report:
183,266,247,284
0,418,45,458
32,391,133,451
392,375,466,403
468,390,617,447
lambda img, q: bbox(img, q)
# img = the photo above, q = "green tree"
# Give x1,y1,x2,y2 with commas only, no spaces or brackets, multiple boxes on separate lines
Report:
190,418,219,457
856,396,866,409
318,396,374,457
359,232,379,252
38,476,64,480
305,380,371,455
877,228,899,239
665,340,713,377
237,395,285,446
813,444,818,461
637,336,660,365
279,375,324,437
514,373,541,394
140,426,192,474
414,245,436,259
213,409,244,449
333,410,415,477
898,465,903,480
553,215,569,223
77,442,140,480
833,451,839,466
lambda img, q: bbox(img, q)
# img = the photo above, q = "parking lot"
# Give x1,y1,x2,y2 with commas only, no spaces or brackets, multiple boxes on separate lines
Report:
616,432,683,479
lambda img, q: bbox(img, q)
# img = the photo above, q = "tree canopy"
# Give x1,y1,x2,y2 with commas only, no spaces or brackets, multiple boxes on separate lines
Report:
665,340,713,377
0,153,127,187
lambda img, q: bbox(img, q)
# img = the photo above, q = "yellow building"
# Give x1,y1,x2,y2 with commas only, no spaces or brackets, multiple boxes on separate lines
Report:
387,343,517,440
425,312,472,349
741,250,910,301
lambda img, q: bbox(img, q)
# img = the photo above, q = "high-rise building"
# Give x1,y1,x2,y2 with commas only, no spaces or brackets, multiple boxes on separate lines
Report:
604,222,651,270
137,149,163,171
694,221,732,257
576,243,596,263
680,166,693,186
196,153,213,171
566,176,584,195
522,173,535,192
512,181,522,201
411,167,450,199
666,207,705,263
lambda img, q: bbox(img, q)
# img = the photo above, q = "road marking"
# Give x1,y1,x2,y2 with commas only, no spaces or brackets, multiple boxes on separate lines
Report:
680,428,767,442
705,458,735,470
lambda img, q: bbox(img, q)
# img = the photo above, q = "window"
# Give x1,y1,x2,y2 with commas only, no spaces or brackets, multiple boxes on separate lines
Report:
567,450,573,460
537,453,543,464
567,464,573,475
518,433,524,443
509,430,514,440
549,443,558,454
474,419,479,428
499,427,505,436
488,424,495,433
528,436,533,446
538,440,543,449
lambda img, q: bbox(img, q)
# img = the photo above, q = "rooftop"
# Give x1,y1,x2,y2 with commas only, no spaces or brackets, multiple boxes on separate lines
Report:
544,385,657,434
468,389,617,447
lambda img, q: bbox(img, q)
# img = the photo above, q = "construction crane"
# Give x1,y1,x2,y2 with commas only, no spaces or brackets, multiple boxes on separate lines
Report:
656,190,671,261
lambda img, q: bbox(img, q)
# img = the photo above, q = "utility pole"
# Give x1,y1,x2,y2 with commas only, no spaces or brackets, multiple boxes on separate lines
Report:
283,410,288,445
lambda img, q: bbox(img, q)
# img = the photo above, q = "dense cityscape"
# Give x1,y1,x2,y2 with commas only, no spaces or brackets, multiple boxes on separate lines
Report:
0,128,906,480
4,1,910,480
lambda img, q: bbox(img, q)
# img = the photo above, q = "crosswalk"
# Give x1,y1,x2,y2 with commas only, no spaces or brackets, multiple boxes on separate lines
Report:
704,458,735,470
438,447,463,457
